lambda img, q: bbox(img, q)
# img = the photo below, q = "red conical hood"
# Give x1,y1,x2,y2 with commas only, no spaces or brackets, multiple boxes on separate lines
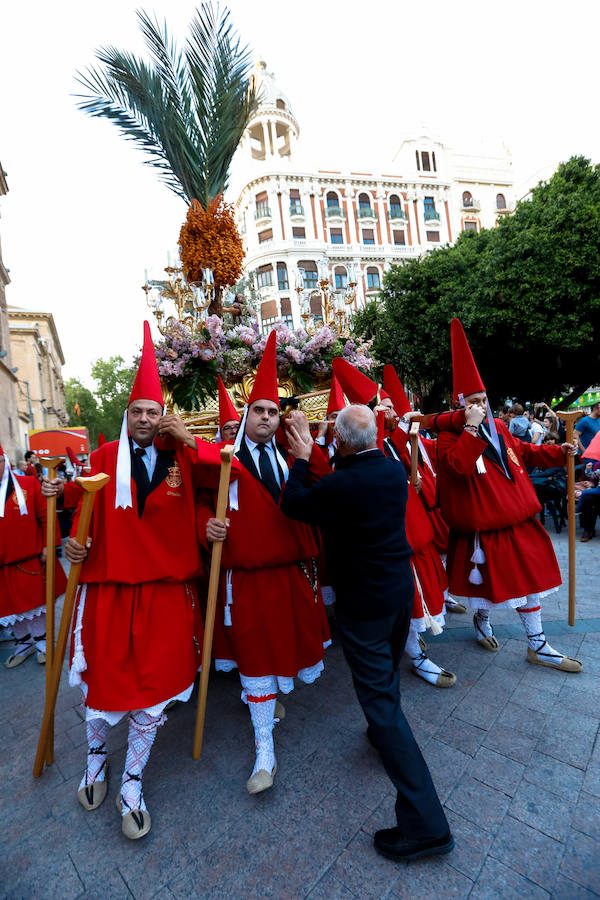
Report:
218,376,240,428
383,365,412,417
451,318,486,404
97,433,107,448
66,446,81,468
327,374,346,416
128,321,164,407
331,358,388,405
0,442,4,456
248,330,279,406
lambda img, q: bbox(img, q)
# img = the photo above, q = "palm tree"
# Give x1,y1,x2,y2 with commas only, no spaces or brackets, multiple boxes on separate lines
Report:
76,4,257,313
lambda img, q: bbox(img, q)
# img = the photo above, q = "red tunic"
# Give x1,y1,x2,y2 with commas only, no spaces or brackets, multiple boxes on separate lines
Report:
436,419,565,605
0,474,66,621
70,439,220,711
197,442,331,678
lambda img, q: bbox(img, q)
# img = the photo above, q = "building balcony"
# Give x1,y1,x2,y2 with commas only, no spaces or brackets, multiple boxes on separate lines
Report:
495,204,511,215
357,207,378,220
254,205,272,224
289,204,304,221
325,206,346,221
387,208,407,222
460,197,481,212
423,209,441,222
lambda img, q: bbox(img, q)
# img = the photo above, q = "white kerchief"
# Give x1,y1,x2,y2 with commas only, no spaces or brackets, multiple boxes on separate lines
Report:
0,455,28,517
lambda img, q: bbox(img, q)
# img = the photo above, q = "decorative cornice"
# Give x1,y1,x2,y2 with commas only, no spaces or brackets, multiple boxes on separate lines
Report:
7,308,65,366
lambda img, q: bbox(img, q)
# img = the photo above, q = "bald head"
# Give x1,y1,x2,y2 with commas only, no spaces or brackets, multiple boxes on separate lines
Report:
334,404,378,454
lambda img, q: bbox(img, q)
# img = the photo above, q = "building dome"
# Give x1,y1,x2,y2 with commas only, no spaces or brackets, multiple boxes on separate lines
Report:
252,60,295,119
242,61,300,166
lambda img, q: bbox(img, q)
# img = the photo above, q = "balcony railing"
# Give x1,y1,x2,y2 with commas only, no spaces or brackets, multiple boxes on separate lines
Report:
289,204,304,217
387,208,407,221
423,209,441,222
325,206,346,219
460,198,481,212
255,205,272,220
357,207,377,219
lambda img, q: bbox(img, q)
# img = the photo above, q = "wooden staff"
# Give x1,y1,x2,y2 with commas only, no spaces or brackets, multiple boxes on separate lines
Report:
38,455,64,766
556,409,583,627
409,420,420,487
33,473,109,778
193,445,235,760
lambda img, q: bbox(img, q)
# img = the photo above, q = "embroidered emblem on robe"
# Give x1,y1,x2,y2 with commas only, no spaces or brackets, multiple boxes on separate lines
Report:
166,462,183,488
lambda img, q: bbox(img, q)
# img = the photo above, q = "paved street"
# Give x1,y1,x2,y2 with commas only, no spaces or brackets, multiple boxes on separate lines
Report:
1,530,599,899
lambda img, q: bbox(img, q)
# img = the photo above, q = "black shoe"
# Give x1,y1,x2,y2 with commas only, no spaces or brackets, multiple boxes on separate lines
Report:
374,827,454,862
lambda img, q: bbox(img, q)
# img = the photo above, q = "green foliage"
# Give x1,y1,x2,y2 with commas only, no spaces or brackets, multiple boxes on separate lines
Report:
353,157,600,409
75,4,257,207
65,356,136,445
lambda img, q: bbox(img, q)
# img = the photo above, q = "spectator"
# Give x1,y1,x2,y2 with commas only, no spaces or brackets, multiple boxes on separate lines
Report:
543,431,561,445
528,409,544,445
508,404,531,442
24,450,38,477
578,467,600,542
574,402,600,462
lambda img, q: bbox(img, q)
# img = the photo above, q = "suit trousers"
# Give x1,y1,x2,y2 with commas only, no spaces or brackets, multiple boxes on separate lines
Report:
337,604,449,841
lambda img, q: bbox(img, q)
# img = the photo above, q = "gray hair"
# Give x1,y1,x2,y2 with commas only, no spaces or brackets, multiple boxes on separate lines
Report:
335,404,377,452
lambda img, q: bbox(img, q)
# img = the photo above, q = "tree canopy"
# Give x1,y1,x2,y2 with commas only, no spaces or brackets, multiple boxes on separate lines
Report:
65,356,136,446
353,156,600,410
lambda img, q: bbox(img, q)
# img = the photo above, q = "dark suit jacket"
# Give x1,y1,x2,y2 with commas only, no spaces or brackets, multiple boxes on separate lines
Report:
280,449,413,620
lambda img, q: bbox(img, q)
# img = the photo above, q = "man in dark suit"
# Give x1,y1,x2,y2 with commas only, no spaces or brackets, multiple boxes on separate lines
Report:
281,404,453,861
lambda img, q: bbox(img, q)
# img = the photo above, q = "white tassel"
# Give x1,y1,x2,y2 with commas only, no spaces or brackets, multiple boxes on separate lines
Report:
224,570,233,627
469,567,483,585
470,532,486,565
69,585,87,686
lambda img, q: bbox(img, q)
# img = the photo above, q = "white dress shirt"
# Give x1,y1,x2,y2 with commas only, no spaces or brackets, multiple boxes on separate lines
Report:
131,440,158,480
244,435,282,487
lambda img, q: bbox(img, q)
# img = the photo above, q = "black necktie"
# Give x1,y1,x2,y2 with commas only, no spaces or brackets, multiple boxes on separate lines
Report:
134,447,149,484
257,443,280,504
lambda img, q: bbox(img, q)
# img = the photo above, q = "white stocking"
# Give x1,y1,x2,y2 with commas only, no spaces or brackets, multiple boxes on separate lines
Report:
240,674,277,776
120,710,165,815
79,717,110,790
30,611,47,653
11,619,34,656
404,623,444,685
474,608,494,639
518,605,563,665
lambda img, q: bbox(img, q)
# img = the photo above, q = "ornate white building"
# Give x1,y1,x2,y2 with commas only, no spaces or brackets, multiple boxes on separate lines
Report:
232,62,515,332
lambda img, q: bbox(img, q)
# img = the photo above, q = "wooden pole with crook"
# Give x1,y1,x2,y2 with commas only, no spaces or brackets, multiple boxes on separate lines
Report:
556,409,583,627
409,421,420,487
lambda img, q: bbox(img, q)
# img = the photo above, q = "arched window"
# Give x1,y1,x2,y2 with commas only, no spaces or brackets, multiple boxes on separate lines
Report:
334,266,348,289
358,192,371,210
276,98,286,110
256,264,273,289
298,260,318,289
462,191,473,207
366,267,380,289
326,191,340,208
276,262,289,290
389,194,402,217
496,193,507,210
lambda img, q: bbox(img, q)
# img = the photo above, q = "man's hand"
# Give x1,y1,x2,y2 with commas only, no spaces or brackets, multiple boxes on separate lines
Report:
316,419,329,439
65,537,92,564
41,476,64,499
40,547,47,565
283,409,311,441
158,414,196,449
206,517,229,542
286,423,314,462
561,442,578,458
414,473,423,494
465,403,486,428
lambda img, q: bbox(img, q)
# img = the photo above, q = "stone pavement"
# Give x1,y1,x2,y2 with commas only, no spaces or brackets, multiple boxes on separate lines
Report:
0,530,599,899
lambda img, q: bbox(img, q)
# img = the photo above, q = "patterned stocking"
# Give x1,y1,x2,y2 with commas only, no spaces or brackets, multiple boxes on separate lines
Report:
240,674,277,776
120,711,165,815
518,605,563,665
474,608,493,639
30,611,47,653
11,619,34,657
404,623,444,685
79,717,110,790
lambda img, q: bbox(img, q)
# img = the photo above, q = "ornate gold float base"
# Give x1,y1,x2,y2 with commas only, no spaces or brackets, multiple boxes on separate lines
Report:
162,374,330,441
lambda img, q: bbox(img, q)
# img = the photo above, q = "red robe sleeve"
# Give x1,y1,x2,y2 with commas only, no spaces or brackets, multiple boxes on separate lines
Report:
503,430,565,470
437,429,488,478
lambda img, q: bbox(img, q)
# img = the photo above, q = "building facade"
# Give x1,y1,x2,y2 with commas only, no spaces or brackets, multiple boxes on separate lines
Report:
8,306,67,436
0,162,23,462
232,62,515,332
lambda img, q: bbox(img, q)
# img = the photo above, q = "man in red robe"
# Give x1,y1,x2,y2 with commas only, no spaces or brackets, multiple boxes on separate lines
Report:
435,319,581,672
1,443,66,668
198,331,330,795
45,322,228,840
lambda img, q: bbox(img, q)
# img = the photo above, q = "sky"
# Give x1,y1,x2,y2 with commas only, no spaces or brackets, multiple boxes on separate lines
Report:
1,0,599,384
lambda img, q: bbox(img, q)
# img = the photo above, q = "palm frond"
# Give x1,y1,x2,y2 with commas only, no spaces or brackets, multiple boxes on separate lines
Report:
75,2,258,207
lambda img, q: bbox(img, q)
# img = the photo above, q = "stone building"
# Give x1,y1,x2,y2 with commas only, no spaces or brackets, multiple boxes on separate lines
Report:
0,162,22,462
231,62,515,332
8,306,67,437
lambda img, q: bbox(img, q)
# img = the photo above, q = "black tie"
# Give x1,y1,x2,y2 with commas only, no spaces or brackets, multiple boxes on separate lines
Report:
257,444,280,504
134,447,149,485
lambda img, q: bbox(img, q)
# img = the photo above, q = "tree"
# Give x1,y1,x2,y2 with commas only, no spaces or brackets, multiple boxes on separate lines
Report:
354,157,600,409
64,357,136,447
76,4,257,315
65,379,102,445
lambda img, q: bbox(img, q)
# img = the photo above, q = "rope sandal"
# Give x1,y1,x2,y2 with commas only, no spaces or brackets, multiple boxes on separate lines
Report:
473,614,500,651
526,633,582,673
77,744,109,811
117,772,151,840
5,634,36,668
411,652,457,688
